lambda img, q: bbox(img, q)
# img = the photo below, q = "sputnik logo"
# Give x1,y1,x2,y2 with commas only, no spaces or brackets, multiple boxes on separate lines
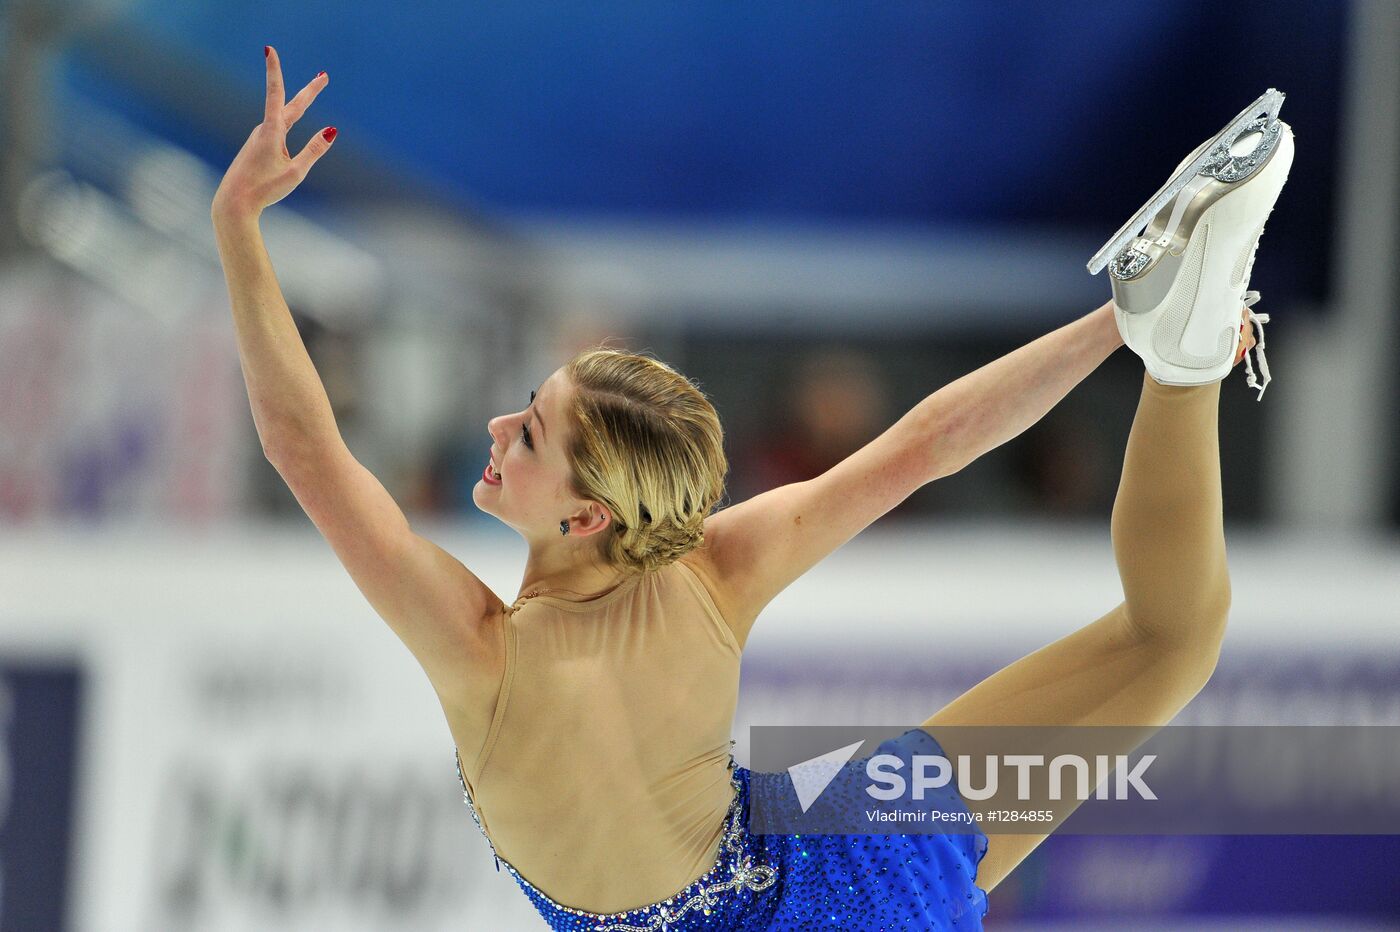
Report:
788,740,865,812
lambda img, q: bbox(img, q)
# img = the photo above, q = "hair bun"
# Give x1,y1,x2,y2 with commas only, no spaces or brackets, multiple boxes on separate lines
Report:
563,346,727,576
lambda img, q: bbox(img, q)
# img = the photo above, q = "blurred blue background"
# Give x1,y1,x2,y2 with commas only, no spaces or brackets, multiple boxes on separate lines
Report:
65,1,1345,299
2,1,1397,930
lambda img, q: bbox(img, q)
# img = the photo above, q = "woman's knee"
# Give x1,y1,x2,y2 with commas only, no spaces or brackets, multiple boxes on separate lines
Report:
1123,573,1231,649
1145,620,1228,706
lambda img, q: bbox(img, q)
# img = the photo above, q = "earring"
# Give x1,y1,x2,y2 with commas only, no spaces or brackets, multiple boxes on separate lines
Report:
559,520,570,536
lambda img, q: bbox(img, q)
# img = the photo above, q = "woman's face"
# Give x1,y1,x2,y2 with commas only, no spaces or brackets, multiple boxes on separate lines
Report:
475,368,595,536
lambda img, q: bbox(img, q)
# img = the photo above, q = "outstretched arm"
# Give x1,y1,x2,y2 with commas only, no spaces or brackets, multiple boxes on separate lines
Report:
692,299,1126,647
918,298,1123,478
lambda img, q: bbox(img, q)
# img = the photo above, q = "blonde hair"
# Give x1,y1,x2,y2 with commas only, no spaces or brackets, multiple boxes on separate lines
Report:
561,347,728,575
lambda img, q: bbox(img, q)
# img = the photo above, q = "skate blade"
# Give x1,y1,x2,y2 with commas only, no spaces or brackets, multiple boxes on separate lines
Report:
1087,88,1286,276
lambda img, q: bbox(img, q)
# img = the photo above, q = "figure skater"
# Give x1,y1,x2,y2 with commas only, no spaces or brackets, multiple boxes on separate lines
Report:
212,48,1291,929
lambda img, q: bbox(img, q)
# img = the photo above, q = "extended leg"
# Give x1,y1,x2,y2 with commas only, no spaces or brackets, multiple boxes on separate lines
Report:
921,373,1231,894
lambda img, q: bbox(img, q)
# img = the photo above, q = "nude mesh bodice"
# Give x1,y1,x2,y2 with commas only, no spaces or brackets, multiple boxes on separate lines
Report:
454,558,743,914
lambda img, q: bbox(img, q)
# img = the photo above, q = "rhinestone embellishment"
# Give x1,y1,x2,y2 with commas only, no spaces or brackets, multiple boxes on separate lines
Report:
1089,88,1285,276
453,749,778,930
1109,241,1153,281
1201,118,1280,183
1109,116,1281,284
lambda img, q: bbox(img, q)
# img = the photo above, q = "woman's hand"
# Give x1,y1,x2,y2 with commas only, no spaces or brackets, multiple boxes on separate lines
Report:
212,46,336,220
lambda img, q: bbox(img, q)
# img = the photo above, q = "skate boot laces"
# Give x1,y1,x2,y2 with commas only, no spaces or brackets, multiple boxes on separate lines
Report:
1241,290,1271,401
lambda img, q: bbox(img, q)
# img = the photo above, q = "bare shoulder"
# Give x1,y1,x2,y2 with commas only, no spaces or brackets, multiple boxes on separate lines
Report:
675,543,752,650
680,430,931,648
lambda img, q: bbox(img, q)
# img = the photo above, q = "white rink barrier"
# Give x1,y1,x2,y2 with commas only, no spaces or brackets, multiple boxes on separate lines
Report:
1,522,1396,931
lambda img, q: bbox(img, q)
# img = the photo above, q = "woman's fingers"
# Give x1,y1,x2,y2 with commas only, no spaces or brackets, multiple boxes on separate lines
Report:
291,127,338,178
264,46,325,135
283,72,326,128
225,46,335,210
1234,309,1257,365
264,46,286,124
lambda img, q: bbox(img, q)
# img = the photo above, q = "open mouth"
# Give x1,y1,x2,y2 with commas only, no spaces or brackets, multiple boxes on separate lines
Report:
482,459,502,485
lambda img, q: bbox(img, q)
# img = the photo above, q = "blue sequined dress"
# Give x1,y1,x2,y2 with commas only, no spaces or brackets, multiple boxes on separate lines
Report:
454,727,989,931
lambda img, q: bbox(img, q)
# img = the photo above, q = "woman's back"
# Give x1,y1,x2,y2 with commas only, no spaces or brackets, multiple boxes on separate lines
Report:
450,557,743,914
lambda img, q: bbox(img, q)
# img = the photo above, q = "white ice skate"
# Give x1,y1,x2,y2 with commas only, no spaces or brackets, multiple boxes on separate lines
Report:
1089,89,1294,399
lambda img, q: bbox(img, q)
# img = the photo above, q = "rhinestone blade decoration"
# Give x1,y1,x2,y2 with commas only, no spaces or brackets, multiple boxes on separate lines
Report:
1110,242,1153,281
1088,88,1285,275
1202,118,1281,183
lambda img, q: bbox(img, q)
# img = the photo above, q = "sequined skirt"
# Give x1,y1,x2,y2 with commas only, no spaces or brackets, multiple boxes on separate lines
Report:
472,728,989,931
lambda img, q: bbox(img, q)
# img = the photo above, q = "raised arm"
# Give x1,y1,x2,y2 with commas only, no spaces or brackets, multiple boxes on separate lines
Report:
689,301,1125,648
915,299,1124,476
212,45,342,452
211,47,504,722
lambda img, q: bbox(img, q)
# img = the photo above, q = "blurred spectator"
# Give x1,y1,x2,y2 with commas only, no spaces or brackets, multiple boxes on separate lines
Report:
730,346,890,504
1009,411,1116,518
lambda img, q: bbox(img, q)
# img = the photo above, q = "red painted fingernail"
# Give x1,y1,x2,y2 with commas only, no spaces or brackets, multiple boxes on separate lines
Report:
322,127,337,142
265,46,271,58
317,71,326,79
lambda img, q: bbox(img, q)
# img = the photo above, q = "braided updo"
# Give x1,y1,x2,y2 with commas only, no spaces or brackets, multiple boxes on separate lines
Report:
561,347,728,576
